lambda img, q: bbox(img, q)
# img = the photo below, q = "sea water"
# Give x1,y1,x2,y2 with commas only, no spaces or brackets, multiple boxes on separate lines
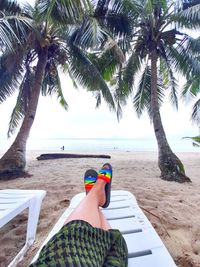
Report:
0,137,199,153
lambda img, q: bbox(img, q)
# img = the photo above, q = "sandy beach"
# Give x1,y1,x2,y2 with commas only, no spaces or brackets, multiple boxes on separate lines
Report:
0,150,200,267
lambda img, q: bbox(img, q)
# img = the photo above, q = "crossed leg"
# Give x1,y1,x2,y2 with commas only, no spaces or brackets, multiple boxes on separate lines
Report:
64,178,111,231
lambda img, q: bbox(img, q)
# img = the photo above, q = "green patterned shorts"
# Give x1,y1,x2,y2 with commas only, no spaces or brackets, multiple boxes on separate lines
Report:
30,220,128,267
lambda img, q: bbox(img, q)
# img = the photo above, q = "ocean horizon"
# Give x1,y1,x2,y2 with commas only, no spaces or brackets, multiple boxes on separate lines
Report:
0,137,199,153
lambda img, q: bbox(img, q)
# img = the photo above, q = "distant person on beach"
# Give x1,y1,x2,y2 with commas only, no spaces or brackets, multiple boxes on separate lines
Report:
30,163,128,267
61,145,65,150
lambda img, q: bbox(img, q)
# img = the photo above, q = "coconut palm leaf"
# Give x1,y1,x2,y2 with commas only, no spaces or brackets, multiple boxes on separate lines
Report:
0,1,33,51
122,52,142,94
113,64,127,120
133,64,164,118
90,48,119,82
73,16,107,50
7,89,24,138
7,68,34,137
183,135,200,147
167,44,200,77
0,48,25,102
68,32,115,110
181,0,200,10
174,3,200,28
159,57,178,109
41,65,68,110
182,75,200,97
0,16,32,52
181,35,200,54
191,98,200,123
94,0,135,37
73,0,133,50
179,3,200,20
35,0,90,25
62,62,79,89
133,64,150,118
100,0,132,37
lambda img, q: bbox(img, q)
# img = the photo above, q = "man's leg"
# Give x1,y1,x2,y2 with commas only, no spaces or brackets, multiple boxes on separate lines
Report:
99,209,112,230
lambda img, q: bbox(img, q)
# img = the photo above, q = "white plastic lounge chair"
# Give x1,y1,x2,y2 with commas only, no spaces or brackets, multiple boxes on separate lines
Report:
32,190,177,266
0,189,46,267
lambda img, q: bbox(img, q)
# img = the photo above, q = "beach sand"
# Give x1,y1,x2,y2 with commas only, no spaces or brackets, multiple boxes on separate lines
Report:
0,150,200,267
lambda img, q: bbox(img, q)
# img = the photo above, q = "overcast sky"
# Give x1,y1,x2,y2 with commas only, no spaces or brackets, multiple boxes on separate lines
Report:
0,0,199,146
0,73,198,142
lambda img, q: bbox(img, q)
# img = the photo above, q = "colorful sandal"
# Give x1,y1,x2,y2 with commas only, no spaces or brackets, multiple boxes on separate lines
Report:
97,163,112,208
84,169,98,194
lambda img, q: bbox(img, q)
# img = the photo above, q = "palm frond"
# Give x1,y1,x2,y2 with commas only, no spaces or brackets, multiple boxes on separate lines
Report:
62,63,79,89
116,98,123,121
167,44,200,78
181,0,200,10
182,35,200,55
183,135,200,147
61,64,78,89
159,57,178,109
56,74,68,110
123,52,142,95
94,0,110,17
67,34,115,111
114,64,128,120
133,63,164,118
7,69,33,137
94,0,135,37
144,0,153,15
73,16,107,49
191,98,200,123
0,15,33,51
41,62,69,110
92,47,119,81
182,76,200,98
133,64,151,117
0,49,25,103
0,0,34,52
35,0,89,25
7,95,24,138
102,0,132,37
0,0,21,14
174,3,200,28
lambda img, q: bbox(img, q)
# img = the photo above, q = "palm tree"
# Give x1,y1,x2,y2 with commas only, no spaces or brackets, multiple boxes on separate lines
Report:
110,0,200,183
0,0,131,178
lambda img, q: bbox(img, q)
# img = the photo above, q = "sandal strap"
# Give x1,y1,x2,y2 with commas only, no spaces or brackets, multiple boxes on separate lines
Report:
98,169,112,183
84,169,98,193
85,176,96,190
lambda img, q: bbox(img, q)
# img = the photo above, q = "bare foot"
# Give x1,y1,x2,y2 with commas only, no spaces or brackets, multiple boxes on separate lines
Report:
93,179,106,207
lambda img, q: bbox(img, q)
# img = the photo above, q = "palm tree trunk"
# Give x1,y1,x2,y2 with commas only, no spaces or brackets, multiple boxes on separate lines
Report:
150,49,191,183
0,48,48,178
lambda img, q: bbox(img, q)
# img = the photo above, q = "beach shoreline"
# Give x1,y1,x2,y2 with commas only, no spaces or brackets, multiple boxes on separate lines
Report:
0,150,200,266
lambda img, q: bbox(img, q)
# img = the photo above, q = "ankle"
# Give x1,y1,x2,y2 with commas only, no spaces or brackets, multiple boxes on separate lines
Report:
92,180,106,207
